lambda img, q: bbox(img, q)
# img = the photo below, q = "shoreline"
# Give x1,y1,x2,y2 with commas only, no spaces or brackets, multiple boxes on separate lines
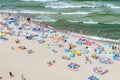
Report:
48,26,120,45
1,12,120,45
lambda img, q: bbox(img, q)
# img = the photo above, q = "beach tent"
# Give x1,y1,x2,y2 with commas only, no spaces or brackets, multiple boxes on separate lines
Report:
95,48,102,54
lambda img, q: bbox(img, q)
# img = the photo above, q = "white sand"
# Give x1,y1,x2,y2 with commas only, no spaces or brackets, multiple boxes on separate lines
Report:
0,13,120,80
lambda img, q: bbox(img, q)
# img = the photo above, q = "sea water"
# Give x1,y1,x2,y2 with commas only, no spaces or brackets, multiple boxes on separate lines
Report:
0,0,120,41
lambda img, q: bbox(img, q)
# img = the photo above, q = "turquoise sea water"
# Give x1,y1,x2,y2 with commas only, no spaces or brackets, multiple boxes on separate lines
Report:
0,0,120,40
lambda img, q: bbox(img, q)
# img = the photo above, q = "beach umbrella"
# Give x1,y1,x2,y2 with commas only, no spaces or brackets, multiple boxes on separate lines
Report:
5,23,9,28
74,51,81,55
95,49,102,54
40,36,46,39
113,54,120,60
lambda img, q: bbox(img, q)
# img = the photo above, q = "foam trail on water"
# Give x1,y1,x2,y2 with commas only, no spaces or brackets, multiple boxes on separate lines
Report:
19,10,58,14
83,21,99,24
61,11,90,15
67,20,79,23
0,10,18,13
45,5,95,9
32,19,57,22
105,21,120,24
0,10,58,14
106,3,120,9
45,1,95,9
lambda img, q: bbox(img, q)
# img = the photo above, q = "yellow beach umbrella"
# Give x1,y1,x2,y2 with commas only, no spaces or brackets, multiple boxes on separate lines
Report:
74,52,81,55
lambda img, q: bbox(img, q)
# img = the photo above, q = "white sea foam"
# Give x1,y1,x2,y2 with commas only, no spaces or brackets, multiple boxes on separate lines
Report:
61,11,90,15
83,21,98,24
0,10,58,14
105,21,120,24
110,6,120,9
32,19,57,22
46,5,82,8
106,4,120,9
0,10,18,13
70,32,120,43
45,5,95,9
45,1,95,9
20,0,57,2
19,10,58,14
67,20,79,23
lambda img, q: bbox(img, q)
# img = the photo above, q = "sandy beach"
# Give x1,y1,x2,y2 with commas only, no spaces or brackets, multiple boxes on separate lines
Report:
0,13,120,80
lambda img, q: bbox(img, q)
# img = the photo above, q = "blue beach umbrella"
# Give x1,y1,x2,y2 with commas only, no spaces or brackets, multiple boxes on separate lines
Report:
113,54,119,60
70,53,75,58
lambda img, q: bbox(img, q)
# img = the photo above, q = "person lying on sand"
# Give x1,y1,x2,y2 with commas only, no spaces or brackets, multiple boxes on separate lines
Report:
14,39,20,43
18,46,26,50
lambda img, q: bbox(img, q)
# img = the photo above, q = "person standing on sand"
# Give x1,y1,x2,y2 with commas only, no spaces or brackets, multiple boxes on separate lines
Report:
80,30,84,34
27,17,31,24
9,72,14,77
21,75,27,80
